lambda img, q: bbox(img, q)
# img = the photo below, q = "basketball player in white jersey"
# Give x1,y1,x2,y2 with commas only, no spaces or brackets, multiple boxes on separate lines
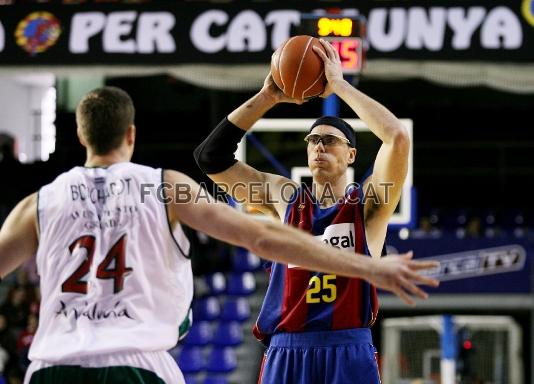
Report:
0,87,438,384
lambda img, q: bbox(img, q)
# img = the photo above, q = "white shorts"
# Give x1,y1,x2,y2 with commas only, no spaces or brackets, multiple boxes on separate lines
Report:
24,350,185,384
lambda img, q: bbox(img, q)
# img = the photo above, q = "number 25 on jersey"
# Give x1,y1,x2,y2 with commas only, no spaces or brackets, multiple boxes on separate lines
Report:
306,274,337,303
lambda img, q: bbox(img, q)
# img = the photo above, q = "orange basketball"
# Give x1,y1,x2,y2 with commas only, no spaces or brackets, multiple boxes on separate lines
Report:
271,35,327,101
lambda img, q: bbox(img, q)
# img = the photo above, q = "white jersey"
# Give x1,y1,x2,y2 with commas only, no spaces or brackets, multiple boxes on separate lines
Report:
30,162,192,362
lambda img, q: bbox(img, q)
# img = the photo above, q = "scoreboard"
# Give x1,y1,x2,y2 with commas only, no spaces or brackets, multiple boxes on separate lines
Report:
297,14,366,74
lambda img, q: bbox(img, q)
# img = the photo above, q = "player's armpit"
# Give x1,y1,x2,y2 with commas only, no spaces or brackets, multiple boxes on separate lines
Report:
0,193,38,278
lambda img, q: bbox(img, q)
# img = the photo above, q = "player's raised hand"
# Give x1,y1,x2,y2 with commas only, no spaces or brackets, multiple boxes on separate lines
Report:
265,46,309,105
261,71,306,105
313,38,344,98
368,252,440,307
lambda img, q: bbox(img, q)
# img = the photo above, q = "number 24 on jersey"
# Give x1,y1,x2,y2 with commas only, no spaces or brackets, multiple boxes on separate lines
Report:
62,235,133,294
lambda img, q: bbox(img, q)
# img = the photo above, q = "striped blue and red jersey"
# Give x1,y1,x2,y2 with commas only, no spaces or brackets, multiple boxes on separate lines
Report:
253,184,379,344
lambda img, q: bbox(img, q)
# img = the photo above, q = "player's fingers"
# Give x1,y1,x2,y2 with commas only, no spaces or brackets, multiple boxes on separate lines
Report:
393,286,416,307
332,43,341,61
401,251,414,260
312,45,328,61
405,270,440,287
409,260,440,271
318,38,335,58
399,276,429,300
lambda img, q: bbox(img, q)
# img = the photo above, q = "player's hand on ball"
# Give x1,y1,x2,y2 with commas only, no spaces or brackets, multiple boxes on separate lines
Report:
261,71,306,105
369,252,440,307
313,39,345,98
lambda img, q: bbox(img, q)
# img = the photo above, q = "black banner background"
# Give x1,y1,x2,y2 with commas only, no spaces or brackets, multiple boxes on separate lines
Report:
1,1,534,66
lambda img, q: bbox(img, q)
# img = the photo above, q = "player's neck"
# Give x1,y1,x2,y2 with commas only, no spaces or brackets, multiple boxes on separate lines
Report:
84,148,130,168
313,177,348,208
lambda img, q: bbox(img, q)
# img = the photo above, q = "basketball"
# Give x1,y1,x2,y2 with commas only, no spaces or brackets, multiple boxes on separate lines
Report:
271,35,327,100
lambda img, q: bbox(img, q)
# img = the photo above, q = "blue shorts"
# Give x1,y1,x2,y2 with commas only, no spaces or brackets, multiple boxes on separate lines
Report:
258,328,380,384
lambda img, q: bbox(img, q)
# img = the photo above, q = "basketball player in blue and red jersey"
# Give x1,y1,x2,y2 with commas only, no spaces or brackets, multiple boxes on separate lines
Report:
194,39,427,383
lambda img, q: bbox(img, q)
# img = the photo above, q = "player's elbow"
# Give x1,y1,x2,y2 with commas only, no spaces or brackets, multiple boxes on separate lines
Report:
391,126,410,153
193,143,212,174
194,141,239,175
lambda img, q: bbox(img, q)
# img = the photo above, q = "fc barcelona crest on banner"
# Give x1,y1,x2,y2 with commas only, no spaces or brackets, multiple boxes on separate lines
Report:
15,12,61,55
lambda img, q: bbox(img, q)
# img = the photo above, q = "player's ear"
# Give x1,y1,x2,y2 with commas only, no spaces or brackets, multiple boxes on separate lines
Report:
126,125,136,146
347,148,356,164
76,126,87,148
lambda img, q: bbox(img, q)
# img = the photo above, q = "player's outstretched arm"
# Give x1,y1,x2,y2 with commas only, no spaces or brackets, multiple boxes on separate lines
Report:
0,193,38,279
165,170,439,306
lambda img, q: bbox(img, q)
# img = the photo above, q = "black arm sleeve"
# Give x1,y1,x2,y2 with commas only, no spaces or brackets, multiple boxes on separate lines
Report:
194,117,247,174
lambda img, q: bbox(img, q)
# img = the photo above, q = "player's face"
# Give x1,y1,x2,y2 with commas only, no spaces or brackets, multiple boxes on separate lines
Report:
306,125,356,184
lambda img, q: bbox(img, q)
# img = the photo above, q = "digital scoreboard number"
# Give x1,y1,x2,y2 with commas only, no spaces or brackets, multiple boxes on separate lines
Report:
297,14,366,74
327,37,363,74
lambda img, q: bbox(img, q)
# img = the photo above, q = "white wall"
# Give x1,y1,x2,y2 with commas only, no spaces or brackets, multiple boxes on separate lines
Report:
0,74,55,162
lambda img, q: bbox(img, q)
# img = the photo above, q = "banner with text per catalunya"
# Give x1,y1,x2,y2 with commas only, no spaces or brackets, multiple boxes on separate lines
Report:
1,1,534,65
